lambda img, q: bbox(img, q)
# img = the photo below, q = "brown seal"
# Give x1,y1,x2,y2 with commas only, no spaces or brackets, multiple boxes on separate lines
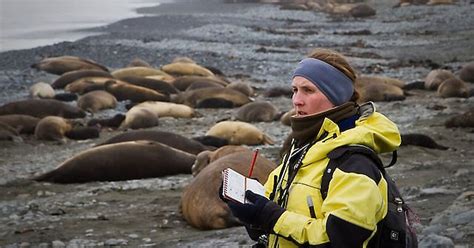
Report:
77,90,117,113
161,62,214,77
0,114,40,134
226,82,254,97
87,114,125,129
401,133,449,150
51,69,113,89
0,99,86,119
459,62,474,83
181,148,276,229
34,140,196,183
172,76,228,91
34,116,72,141
104,80,169,102
127,58,152,68
173,88,252,108
206,121,274,145
280,109,296,126
235,101,280,122
424,69,455,90
111,66,173,80
191,145,249,176
445,108,474,128
437,78,469,98
130,101,196,118
120,76,179,95
120,107,159,130
355,76,405,102
31,56,108,75
96,130,210,155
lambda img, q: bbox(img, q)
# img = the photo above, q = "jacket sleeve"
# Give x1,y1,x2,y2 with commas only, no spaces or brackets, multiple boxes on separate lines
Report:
272,154,387,247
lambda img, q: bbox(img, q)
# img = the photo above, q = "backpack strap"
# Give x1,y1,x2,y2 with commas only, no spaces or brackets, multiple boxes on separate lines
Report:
320,145,385,200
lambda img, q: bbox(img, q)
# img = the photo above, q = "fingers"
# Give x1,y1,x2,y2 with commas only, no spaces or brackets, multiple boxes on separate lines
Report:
245,190,259,203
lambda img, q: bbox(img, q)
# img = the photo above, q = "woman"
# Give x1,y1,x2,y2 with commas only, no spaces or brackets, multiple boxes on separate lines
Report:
224,48,401,247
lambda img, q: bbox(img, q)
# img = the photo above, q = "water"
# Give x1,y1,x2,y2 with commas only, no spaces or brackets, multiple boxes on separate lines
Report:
0,0,160,52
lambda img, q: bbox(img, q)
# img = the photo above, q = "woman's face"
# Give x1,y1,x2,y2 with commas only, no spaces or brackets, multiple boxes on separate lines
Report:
292,76,335,116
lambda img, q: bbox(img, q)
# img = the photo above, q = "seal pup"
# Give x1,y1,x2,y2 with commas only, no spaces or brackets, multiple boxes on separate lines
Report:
355,76,405,102
34,140,196,183
192,135,229,148
401,133,449,150
34,116,72,142
459,62,474,83
0,114,40,134
437,78,469,98
181,149,276,229
445,108,474,128
127,58,152,68
104,80,169,102
235,101,281,122
263,86,293,98
51,69,113,89
171,56,196,64
29,82,55,99
0,99,86,119
226,82,254,97
206,121,274,145
77,90,117,113
280,109,296,126
120,107,159,130
161,62,214,77
424,69,455,90
64,77,116,94
53,93,78,102
31,56,108,75
65,126,100,140
172,87,252,108
185,81,224,91
96,130,209,155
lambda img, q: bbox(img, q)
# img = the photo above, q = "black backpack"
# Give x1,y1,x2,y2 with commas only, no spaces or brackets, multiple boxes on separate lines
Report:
320,145,418,248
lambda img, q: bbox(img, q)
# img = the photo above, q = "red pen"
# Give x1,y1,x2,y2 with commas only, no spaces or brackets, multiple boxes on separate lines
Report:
248,149,259,178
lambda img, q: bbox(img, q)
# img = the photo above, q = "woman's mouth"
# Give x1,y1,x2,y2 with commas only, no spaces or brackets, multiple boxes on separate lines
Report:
297,111,307,116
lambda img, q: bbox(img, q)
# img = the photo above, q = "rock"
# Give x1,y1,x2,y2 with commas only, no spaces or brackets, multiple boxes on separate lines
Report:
419,233,454,248
104,239,128,246
52,240,65,248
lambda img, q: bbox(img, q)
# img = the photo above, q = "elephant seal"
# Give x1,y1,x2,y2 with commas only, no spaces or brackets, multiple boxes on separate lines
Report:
87,114,125,129
29,82,55,99
104,80,169,102
172,76,228,91
127,58,152,68
459,62,474,83
51,69,113,89
424,69,455,90
34,116,72,141
34,140,196,183
0,122,22,142
226,82,254,97
120,76,179,95
191,145,249,176
0,114,40,134
171,56,196,64
206,121,274,145
437,78,469,98
130,101,196,118
96,130,209,155
401,133,448,150
355,76,405,103
173,88,252,108
235,101,280,122
77,90,117,113
64,77,116,94
181,148,276,229
111,66,172,80
185,80,224,91
161,62,214,77
31,56,108,75
0,99,86,119
263,86,293,98
120,107,159,130
445,108,474,128
192,135,229,148
195,98,235,108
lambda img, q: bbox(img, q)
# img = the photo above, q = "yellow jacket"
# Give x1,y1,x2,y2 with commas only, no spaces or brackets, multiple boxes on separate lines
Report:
264,104,401,247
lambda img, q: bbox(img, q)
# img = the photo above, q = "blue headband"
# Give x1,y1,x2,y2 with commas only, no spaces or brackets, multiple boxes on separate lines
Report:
292,58,354,106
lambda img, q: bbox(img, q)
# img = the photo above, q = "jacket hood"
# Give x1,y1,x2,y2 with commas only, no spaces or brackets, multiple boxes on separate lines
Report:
303,102,401,165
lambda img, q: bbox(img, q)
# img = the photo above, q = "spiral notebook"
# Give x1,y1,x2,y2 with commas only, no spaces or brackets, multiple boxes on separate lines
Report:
221,168,265,204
